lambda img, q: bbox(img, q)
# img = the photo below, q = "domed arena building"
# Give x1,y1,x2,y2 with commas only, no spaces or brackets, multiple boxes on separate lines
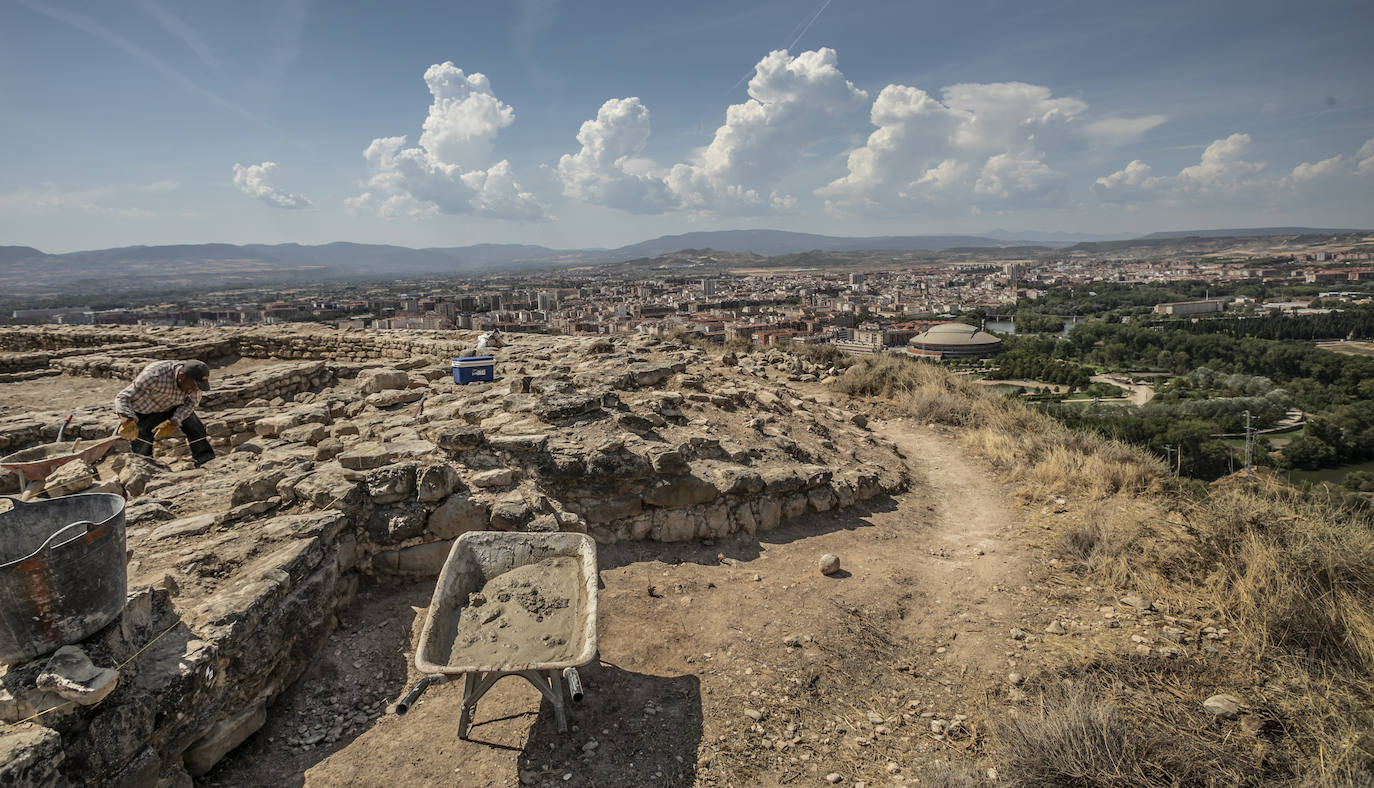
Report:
906,322,1003,360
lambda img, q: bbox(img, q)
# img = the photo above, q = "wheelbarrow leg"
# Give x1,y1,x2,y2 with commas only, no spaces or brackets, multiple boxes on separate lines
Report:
519,670,568,733
547,670,568,733
457,672,477,739
19,473,41,502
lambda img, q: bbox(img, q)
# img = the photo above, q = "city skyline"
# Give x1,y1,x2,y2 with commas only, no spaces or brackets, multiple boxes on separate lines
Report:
3,0,1372,253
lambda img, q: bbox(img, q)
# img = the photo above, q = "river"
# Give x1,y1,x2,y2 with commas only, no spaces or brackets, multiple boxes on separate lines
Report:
985,316,1081,336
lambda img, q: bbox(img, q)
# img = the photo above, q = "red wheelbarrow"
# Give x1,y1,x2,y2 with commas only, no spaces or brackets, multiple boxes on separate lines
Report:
1,436,120,500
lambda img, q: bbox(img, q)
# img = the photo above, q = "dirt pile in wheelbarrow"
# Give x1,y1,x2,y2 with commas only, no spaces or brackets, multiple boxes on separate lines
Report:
450,557,580,667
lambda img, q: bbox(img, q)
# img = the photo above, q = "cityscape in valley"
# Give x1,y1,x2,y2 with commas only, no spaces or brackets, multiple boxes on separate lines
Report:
7,227,1374,486
4,0,1374,786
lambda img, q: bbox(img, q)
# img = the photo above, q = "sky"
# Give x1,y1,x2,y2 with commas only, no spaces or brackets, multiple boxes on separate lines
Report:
2,0,1373,253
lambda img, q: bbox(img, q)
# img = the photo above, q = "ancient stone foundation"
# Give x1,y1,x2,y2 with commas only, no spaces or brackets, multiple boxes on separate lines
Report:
0,326,904,785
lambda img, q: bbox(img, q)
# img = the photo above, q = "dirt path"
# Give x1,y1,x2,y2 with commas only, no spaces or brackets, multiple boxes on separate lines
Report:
1089,374,1155,406
202,419,1036,787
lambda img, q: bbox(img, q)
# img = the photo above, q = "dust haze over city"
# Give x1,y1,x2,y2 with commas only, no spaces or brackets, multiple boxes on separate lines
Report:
2,1,1374,786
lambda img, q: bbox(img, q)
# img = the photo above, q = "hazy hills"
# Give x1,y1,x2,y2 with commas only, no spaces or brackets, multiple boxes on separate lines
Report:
2,227,1369,299
1140,227,1369,240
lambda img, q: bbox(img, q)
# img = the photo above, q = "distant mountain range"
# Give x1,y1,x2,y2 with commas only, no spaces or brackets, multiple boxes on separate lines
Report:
2,226,1368,298
1140,227,1369,240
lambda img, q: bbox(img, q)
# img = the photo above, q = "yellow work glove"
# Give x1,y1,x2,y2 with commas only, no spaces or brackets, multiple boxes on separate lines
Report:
118,419,139,441
153,421,178,441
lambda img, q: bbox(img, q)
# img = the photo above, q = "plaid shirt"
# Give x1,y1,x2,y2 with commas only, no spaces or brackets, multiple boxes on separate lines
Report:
114,360,201,423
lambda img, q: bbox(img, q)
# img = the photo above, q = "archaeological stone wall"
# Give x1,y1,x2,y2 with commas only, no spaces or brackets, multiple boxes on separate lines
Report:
0,331,909,784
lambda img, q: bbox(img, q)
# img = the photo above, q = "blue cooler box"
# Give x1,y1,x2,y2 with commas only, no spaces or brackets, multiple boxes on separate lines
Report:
452,356,495,384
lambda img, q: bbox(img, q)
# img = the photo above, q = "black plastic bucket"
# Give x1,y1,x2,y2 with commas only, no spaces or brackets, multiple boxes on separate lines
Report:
0,493,127,664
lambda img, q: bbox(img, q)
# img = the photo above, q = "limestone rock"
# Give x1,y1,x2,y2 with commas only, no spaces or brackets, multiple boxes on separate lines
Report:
183,700,266,777
359,368,409,394
489,434,549,453
292,467,362,510
643,475,718,508
471,468,515,488
366,388,424,408
489,497,533,530
279,423,328,445
313,436,342,461
429,424,485,451
534,394,600,422
230,469,286,506
336,440,433,470
428,494,489,539
819,554,841,575
759,466,804,494
415,463,461,502
36,646,119,706
1203,694,1243,719
372,541,453,576
366,505,427,544
150,513,218,541
710,466,764,496
118,454,165,497
0,723,63,786
645,447,689,475
365,462,417,504
41,459,95,498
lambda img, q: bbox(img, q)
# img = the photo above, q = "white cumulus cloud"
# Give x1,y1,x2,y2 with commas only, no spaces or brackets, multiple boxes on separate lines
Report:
818,81,1083,213
1358,138,1374,176
231,162,314,209
555,98,673,213
1175,133,1265,191
554,48,868,215
1288,154,1345,182
1095,159,1155,189
350,62,547,221
1094,133,1265,201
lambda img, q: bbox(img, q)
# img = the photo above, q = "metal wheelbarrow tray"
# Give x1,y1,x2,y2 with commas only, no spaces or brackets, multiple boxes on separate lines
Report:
413,531,598,738
2,437,120,494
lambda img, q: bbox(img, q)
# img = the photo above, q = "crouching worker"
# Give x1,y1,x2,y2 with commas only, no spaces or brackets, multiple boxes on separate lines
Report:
114,359,215,467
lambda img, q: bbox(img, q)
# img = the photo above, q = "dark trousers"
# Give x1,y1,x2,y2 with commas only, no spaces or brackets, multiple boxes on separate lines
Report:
132,408,215,466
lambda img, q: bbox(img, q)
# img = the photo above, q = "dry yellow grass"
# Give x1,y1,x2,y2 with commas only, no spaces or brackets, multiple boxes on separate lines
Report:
827,353,1374,784
835,355,1163,500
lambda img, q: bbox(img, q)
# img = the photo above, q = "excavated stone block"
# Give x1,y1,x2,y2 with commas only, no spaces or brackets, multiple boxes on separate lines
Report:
643,475,718,508
359,368,409,394
427,494,488,540
415,463,461,502
365,506,426,544
230,469,286,506
183,700,267,777
365,462,417,504
365,388,424,408
0,723,63,787
427,424,485,451
470,468,514,488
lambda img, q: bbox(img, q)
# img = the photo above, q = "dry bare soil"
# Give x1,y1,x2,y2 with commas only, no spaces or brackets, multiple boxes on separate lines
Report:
202,418,1045,787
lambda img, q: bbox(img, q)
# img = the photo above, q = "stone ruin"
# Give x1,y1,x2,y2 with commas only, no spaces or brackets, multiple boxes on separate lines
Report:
0,325,907,785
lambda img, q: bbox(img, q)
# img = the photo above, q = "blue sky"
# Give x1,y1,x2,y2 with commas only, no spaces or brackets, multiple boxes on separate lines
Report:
2,0,1372,252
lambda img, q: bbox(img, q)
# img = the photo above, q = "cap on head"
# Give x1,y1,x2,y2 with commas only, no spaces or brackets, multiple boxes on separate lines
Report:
181,360,211,391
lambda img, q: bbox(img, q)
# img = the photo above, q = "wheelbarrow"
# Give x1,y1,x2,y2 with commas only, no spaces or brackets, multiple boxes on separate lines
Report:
1,435,120,500
399,531,599,738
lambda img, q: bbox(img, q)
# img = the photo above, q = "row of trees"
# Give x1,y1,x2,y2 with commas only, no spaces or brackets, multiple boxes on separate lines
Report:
1163,307,1374,342
993,317,1374,478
